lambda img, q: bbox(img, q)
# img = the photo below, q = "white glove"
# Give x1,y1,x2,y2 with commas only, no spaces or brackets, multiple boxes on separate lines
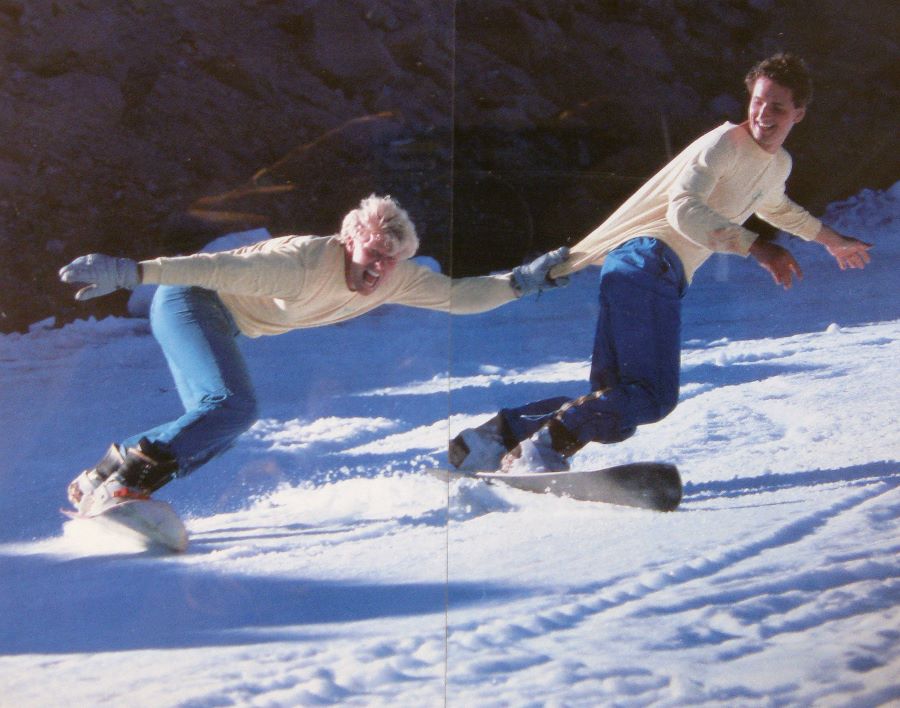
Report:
59,254,141,301
511,247,570,296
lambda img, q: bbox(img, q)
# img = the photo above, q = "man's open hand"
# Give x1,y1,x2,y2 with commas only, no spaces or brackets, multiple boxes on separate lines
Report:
815,226,872,271
749,239,803,290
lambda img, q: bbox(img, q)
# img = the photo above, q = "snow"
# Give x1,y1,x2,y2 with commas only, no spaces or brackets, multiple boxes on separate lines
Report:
1,183,898,706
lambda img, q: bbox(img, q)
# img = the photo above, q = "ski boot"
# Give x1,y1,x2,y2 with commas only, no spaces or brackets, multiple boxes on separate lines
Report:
80,438,178,516
68,444,125,511
449,413,517,472
500,419,583,474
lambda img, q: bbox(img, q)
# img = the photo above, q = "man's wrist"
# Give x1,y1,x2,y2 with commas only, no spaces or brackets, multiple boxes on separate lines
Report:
748,238,768,258
813,225,839,247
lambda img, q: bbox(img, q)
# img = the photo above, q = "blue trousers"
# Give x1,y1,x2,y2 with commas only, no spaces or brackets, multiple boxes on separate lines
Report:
121,286,258,476
502,237,687,447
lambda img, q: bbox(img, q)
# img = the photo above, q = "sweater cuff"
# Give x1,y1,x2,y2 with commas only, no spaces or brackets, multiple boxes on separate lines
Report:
735,228,758,257
138,259,162,284
794,215,823,242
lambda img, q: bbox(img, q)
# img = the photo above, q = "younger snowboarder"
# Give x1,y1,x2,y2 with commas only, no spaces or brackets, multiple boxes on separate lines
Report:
451,53,872,475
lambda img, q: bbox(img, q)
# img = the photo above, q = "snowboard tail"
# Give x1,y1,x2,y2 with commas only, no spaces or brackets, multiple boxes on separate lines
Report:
473,462,682,511
63,498,188,552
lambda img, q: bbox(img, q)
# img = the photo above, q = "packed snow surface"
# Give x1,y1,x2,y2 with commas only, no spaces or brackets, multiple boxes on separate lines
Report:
1,184,898,706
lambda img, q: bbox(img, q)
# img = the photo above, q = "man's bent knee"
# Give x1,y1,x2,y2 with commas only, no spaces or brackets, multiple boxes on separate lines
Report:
202,390,258,433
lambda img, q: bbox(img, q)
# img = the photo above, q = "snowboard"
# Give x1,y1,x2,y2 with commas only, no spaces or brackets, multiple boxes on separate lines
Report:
63,498,189,552
438,462,682,512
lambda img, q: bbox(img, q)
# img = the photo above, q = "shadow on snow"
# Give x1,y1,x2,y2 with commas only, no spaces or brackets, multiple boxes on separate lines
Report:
682,460,899,503
0,552,526,655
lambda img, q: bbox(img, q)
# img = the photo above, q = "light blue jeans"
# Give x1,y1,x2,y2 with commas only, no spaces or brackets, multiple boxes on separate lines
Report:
501,237,687,447
121,286,258,476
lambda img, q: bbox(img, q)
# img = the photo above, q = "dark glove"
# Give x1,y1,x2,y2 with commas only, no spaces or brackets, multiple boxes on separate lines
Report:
511,247,570,296
59,254,141,301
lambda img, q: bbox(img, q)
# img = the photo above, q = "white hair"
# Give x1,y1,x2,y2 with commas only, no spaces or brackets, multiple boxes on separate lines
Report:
339,195,419,260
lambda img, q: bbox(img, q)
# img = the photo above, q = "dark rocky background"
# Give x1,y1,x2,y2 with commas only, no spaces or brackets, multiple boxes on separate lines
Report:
1,0,897,332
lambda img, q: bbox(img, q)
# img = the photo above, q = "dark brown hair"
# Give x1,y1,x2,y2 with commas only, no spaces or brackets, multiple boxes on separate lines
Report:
745,53,813,108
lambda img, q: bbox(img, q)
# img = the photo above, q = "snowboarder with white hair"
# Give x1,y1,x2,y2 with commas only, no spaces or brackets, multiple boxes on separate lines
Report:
450,53,872,476
60,194,569,514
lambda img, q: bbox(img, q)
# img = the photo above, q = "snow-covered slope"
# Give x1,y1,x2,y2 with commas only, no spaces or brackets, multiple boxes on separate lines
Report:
0,184,897,706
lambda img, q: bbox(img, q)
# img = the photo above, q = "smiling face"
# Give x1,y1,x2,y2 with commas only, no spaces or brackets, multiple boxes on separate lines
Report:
746,76,806,153
339,195,418,295
343,232,399,296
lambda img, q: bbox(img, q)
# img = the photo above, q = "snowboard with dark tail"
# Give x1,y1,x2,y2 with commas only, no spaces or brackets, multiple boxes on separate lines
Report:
440,463,682,512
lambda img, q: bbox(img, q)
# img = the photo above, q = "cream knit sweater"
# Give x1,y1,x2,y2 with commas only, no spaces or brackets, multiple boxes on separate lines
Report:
557,122,822,281
140,235,516,337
